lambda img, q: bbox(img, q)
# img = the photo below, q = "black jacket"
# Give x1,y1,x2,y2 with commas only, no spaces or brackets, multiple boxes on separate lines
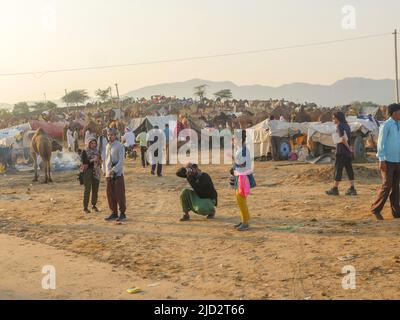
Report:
176,168,218,206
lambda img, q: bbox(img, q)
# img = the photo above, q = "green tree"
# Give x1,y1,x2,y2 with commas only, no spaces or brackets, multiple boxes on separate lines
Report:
62,90,89,107
32,101,57,112
95,88,111,102
194,84,207,102
12,102,30,115
0,109,11,120
214,89,233,100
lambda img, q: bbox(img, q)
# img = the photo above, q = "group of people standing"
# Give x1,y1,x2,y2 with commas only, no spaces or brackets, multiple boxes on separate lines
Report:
326,104,400,221
79,128,127,222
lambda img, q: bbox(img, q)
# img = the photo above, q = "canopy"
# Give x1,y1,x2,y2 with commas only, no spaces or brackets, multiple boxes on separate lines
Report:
0,123,31,147
129,115,178,136
29,120,65,139
247,117,379,158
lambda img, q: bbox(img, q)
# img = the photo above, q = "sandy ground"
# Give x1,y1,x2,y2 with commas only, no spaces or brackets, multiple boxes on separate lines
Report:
1,157,400,300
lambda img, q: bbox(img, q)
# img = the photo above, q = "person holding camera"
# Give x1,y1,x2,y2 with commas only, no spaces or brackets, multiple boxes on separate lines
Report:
81,137,101,214
104,128,127,222
176,163,218,221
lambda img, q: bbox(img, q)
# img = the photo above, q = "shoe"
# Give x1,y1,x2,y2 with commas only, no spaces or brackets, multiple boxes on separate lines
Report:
206,213,215,219
345,188,357,196
234,222,242,228
157,174,163,177
92,206,100,213
105,213,118,221
326,187,339,196
393,213,400,219
180,214,190,222
236,224,250,231
117,213,127,221
151,171,155,175
83,208,91,214
373,213,384,221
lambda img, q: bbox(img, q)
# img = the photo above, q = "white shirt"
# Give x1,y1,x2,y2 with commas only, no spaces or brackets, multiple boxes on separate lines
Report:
67,129,74,146
123,131,136,147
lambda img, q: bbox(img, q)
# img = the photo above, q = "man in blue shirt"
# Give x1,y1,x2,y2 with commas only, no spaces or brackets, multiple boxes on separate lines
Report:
371,104,400,220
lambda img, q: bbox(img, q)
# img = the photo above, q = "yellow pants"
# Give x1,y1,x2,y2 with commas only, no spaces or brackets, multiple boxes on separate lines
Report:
236,191,250,224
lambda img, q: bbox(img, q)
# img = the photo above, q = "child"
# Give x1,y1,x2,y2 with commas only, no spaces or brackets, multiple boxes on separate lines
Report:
232,130,256,231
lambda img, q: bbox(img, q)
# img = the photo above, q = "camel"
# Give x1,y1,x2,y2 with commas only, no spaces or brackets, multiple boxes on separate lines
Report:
30,128,62,183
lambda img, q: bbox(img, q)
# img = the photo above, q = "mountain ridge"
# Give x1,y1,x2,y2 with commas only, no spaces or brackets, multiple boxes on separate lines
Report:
124,77,396,106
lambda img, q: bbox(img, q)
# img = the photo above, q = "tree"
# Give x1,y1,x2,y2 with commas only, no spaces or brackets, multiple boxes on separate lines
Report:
95,88,110,103
31,101,57,112
214,89,233,100
62,90,89,106
194,84,207,102
12,102,30,115
0,109,11,120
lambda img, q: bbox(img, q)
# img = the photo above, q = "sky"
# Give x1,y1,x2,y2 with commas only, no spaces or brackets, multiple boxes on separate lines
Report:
0,0,399,103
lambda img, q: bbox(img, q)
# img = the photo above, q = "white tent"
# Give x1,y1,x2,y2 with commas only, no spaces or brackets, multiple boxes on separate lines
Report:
247,117,379,159
307,119,379,148
247,120,309,158
0,123,31,147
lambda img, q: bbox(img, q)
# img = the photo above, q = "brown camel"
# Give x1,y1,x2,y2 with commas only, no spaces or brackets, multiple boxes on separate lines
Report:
30,128,62,183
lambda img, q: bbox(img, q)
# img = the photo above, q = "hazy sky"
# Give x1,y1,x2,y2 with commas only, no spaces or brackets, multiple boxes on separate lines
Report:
0,0,399,103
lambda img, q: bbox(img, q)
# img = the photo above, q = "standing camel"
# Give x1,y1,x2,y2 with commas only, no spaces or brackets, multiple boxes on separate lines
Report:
30,128,62,183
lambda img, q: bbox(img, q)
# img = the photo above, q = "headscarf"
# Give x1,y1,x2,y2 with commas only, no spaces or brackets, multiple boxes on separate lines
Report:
85,137,101,180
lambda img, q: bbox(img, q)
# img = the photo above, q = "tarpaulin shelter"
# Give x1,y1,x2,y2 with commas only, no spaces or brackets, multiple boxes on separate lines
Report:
29,120,65,139
307,118,379,148
129,115,178,136
0,123,31,147
247,120,309,159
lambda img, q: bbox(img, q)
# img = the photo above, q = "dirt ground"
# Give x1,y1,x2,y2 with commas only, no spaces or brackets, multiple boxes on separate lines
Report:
1,157,400,300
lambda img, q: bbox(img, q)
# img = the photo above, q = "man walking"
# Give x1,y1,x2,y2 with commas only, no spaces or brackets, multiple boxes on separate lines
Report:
105,128,127,222
122,127,136,158
371,104,400,220
136,130,148,168
148,126,163,177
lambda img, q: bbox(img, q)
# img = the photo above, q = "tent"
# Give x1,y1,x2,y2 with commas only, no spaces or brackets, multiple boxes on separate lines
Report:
247,120,309,158
307,119,379,148
247,117,379,160
29,120,65,139
0,123,32,147
129,115,178,136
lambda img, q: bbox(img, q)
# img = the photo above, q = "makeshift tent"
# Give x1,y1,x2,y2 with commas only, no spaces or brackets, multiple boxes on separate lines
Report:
0,123,31,147
307,119,379,148
29,120,65,139
247,120,309,159
129,115,178,136
247,117,379,160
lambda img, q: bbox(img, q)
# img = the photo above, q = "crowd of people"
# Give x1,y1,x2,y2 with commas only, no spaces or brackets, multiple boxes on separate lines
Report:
73,103,400,228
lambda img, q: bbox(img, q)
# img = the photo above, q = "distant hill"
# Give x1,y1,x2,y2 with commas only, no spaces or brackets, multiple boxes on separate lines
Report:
124,77,397,106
